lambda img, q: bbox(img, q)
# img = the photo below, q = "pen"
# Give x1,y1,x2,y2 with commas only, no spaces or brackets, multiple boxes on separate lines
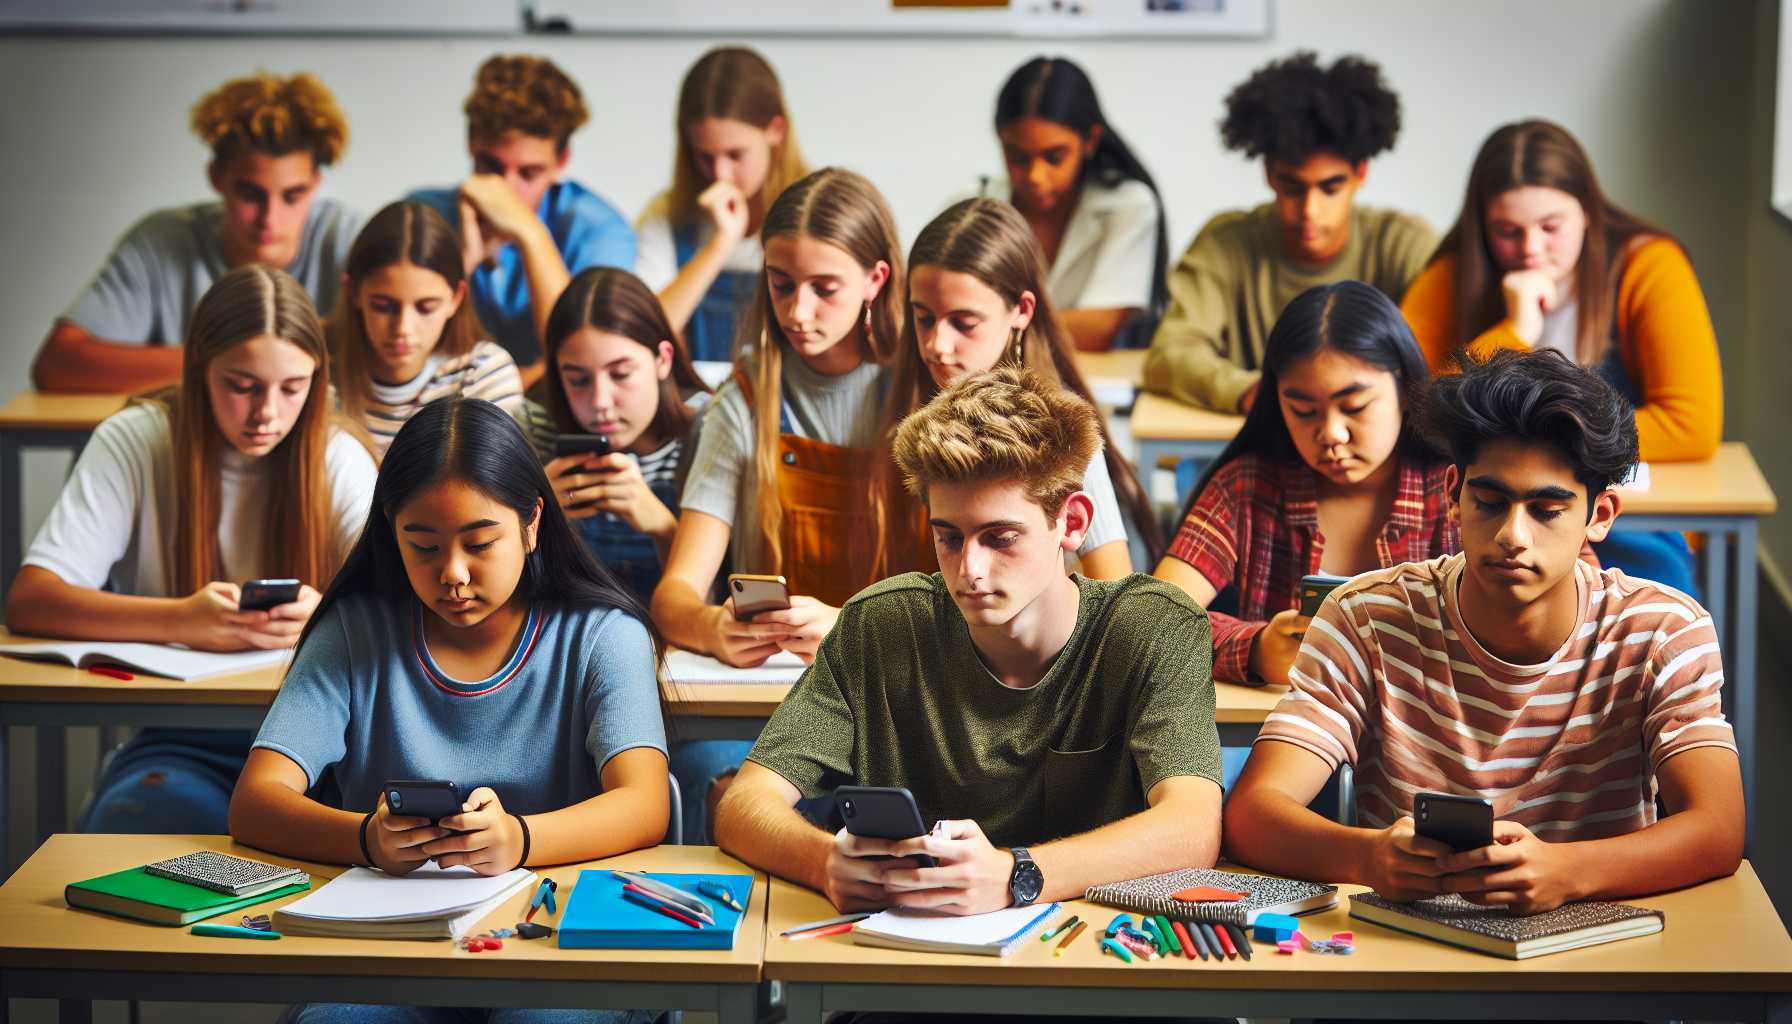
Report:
1212,922,1238,960
1153,915,1183,955
781,912,871,936
524,877,559,923
1170,920,1197,960
192,923,281,939
1224,922,1253,961
696,880,743,913
1052,920,1087,957
1039,913,1079,941
786,920,857,941
612,870,712,918
88,666,134,681
621,890,703,928
623,883,714,925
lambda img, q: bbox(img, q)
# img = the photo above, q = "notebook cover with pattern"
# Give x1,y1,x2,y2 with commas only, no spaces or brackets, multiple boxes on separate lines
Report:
1350,893,1664,959
1084,868,1338,925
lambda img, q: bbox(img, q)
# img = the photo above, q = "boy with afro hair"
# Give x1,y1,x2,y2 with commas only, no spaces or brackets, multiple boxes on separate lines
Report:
409,54,635,381
36,72,361,393
1145,52,1437,414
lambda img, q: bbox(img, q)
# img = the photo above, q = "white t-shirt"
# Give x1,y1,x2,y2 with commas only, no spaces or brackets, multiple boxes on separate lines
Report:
963,176,1158,312
634,191,764,293
23,403,377,596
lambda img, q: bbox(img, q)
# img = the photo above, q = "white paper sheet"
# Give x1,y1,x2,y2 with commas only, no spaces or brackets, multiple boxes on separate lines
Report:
0,641,288,681
662,648,805,685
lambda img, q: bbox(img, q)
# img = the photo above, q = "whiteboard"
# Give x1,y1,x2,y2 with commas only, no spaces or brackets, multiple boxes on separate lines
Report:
1776,0,1792,223
0,0,518,34
527,0,1271,40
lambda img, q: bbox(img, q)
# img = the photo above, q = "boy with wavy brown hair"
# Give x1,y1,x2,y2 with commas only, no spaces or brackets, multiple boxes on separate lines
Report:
35,71,360,393
409,54,635,381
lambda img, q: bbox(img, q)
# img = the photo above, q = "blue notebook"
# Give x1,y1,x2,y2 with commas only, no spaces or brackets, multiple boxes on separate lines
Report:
557,870,754,950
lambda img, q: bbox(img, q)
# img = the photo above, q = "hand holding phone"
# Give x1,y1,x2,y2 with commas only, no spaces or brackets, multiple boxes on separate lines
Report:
1298,573,1351,617
383,779,463,825
1415,792,1494,852
729,574,791,620
239,578,302,613
553,433,612,462
836,785,938,868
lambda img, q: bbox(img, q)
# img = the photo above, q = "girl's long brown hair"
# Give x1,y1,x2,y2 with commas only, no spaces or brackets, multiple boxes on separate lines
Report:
542,267,712,444
736,167,904,576
669,47,809,229
875,198,1162,573
1436,119,1671,365
149,265,357,594
330,201,484,422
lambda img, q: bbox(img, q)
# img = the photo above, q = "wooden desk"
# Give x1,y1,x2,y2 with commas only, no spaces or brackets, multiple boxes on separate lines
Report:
0,391,129,598
1070,349,1147,408
1128,391,1244,475
0,834,765,1022
765,864,1792,1022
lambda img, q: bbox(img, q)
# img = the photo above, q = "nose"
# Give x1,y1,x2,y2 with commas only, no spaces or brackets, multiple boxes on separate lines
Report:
590,373,616,416
791,286,821,324
1523,228,1546,258
1316,408,1350,447
250,388,277,426
1027,160,1051,190
439,548,471,587
1301,189,1322,225
959,539,990,584
1496,507,1532,552
919,322,950,361
395,305,419,340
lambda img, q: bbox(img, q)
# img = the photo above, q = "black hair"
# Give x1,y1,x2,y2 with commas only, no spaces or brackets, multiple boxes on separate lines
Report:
293,397,660,659
995,56,1169,326
1220,51,1401,166
1184,280,1442,516
1421,348,1639,508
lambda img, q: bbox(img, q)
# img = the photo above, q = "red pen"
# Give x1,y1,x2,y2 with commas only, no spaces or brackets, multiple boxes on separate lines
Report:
87,666,134,681
1213,922,1238,960
786,920,856,941
622,890,702,928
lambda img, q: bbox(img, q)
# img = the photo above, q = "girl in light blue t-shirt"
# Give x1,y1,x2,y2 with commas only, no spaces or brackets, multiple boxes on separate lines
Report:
232,396,668,1024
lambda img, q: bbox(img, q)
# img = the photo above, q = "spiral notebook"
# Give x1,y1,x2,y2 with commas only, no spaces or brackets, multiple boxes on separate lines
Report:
1350,893,1664,959
1084,868,1337,926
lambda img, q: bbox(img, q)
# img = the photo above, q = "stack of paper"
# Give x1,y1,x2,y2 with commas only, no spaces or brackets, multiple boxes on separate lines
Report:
662,648,805,685
0,641,289,681
851,902,1059,956
273,863,534,940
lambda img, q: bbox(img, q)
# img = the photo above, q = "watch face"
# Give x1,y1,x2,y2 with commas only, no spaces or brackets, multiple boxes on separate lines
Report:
1012,858,1044,904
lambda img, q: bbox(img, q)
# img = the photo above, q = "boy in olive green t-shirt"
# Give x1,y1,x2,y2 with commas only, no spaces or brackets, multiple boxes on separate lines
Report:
715,367,1223,916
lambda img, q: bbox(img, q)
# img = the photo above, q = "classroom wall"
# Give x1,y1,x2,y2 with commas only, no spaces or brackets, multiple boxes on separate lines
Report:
0,0,1767,542
1746,0,1792,575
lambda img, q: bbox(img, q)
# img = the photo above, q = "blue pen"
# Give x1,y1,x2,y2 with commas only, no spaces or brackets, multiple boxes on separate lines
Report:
192,923,281,939
696,880,743,913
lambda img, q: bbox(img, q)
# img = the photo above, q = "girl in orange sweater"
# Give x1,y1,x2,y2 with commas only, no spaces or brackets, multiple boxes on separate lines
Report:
1401,118,1720,595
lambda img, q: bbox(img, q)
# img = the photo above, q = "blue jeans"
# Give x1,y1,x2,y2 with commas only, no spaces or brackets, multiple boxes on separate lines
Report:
81,728,249,834
289,1007,651,1024
1593,530,1700,602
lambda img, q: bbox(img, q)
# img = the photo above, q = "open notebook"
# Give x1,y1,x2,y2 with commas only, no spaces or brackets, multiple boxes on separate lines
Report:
852,902,1059,956
273,863,534,940
662,648,805,685
0,641,289,681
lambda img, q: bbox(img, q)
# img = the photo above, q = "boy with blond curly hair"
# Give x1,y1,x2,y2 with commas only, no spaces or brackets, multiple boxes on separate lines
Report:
715,366,1223,918
409,54,635,379
36,71,360,393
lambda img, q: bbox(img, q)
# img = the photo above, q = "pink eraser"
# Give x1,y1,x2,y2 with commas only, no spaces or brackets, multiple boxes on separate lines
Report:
1277,939,1299,954
1331,931,1354,944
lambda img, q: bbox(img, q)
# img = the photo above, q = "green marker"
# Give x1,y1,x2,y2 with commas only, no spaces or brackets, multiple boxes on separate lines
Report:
191,923,281,939
1039,913,1079,941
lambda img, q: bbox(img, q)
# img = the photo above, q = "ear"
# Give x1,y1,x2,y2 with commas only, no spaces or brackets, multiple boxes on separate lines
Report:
1010,290,1037,332
1443,463,1462,525
1352,160,1370,186
654,340,676,381
207,160,226,195
555,145,572,177
864,259,892,302
1057,491,1094,554
445,279,468,319
764,115,788,150
1083,123,1104,160
1583,488,1621,544
525,497,544,552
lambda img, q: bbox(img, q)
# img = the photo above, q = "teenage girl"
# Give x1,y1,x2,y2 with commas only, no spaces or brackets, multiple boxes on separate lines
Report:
232,398,665,1024
537,267,713,605
332,200,525,455
876,197,1159,577
8,265,377,835
977,56,1168,352
636,46,810,362
1400,119,1720,595
1156,281,1457,691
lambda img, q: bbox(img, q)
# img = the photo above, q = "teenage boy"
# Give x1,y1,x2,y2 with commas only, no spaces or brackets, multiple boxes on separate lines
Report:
35,72,359,394
1144,52,1436,414
1226,349,1743,914
410,54,634,382
714,367,1223,915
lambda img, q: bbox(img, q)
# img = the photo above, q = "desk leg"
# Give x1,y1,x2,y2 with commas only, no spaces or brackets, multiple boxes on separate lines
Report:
56,999,91,1024
1704,527,1731,674
1737,518,1760,850
782,982,822,1024
0,723,9,876
0,429,20,600
38,725,67,841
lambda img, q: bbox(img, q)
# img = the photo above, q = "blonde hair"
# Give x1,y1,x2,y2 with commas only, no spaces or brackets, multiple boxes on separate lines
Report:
331,201,484,423
892,365,1100,520
669,47,809,228
464,54,589,150
875,198,1160,572
190,71,347,167
145,266,360,595
736,167,904,576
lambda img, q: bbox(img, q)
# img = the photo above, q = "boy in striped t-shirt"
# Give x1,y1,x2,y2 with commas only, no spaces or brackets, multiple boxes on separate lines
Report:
1226,349,1742,915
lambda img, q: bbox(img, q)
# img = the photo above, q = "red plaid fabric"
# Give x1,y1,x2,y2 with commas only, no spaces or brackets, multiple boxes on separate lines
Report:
1166,453,1460,684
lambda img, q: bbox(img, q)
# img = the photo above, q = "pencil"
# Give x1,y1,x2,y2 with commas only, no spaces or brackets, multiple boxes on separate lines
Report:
787,920,857,941
781,913,870,936
1209,921,1237,960
1185,919,1212,961
1053,920,1088,956
1040,913,1079,941
1224,922,1253,961
622,891,702,928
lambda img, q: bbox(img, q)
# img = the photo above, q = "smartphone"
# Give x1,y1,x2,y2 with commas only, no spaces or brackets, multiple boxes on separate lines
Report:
239,578,302,613
729,573,791,619
1298,573,1352,617
835,785,937,868
1415,792,1494,852
553,433,612,461
383,779,464,825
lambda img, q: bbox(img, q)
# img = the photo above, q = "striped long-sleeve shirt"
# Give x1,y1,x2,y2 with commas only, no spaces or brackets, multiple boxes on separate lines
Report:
359,341,526,456
1256,553,1735,841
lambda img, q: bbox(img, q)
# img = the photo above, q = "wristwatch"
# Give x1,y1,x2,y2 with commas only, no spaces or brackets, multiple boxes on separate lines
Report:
1008,847,1044,907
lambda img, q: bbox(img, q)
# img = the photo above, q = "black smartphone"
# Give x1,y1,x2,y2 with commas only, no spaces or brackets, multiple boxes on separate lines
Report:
1415,792,1494,852
553,433,612,461
383,779,464,825
1298,573,1351,617
729,574,792,619
835,785,937,868
239,578,301,613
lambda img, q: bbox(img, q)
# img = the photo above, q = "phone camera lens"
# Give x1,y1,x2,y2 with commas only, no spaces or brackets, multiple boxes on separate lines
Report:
1419,807,1428,819
733,580,743,592
389,791,402,808
841,799,855,816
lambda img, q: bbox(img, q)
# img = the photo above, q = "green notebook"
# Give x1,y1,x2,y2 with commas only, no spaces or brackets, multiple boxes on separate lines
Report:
66,865,311,926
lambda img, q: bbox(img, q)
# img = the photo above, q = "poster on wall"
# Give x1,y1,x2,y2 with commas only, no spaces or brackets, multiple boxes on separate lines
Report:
0,0,518,33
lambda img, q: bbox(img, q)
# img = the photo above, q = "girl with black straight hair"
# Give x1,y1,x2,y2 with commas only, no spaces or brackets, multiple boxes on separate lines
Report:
1155,281,1458,692
233,397,668,1024
980,56,1169,351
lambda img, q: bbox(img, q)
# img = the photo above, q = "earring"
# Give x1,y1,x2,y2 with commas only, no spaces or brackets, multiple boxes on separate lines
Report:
862,301,874,344
1009,326,1024,366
